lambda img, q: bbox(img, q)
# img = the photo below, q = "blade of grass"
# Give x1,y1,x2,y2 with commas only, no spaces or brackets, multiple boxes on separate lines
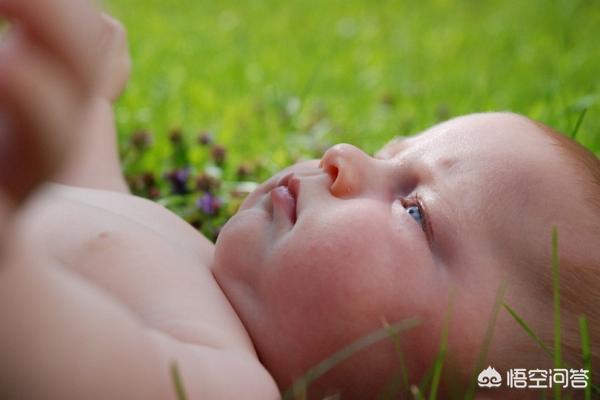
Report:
464,280,508,400
292,377,307,400
428,288,455,400
503,306,600,396
170,361,188,400
377,370,405,400
377,319,411,399
281,318,420,400
579,315,592,400
296,57,325,118
427,330,447,400
295,34,346,122
503,302,553,359
570,107,587,140
504,240,600,397
417,359,435,396
0,17,8,34
552,227,562,400
415,288,457,397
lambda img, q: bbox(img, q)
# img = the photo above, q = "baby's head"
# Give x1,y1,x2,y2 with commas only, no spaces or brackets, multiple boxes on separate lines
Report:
213,112,600,398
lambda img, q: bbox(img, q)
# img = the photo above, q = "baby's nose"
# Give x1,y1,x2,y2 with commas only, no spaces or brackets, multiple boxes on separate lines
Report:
319,143,374,197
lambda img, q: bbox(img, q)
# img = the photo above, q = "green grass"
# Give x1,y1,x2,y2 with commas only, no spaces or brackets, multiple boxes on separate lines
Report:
552,227,563,400
464,281,507,400
281,318,420,400
104,0,600,239
503,303,554,359
579,316,592,400
105,0,600,164
170,361,188,400
0,17,8,32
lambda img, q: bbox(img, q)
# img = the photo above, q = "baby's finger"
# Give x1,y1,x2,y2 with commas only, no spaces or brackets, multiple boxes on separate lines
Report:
94,12,131,100
0,31,83,202
0,0,103,89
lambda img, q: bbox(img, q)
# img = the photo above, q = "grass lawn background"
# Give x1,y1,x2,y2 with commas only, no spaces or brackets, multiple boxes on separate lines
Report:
104,0,600,239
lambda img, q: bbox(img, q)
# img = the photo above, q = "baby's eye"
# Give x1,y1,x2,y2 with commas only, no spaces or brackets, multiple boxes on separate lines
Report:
406,205,424,226
400,195,433,244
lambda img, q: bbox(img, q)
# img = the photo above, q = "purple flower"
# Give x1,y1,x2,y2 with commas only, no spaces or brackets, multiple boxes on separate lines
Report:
198,131,214,146
236,164,253,180
148,186,161,199
196,173,220,193
196,193,221,215
165,168,190,195
211,145,227,166
131,130,152,150
169,128,183,145
142,172,156,188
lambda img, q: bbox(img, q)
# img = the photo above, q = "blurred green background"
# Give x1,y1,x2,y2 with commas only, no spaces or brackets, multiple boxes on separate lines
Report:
104,0,600,240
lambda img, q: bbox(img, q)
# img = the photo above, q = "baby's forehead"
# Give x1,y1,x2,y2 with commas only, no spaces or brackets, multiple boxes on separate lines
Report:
381,113,555,157
403,114,574,200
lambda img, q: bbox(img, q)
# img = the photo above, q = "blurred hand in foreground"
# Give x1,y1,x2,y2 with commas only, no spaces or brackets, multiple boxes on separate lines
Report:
0,0,130,207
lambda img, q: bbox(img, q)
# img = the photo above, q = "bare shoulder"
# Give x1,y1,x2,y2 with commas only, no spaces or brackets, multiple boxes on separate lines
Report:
20,183,213,260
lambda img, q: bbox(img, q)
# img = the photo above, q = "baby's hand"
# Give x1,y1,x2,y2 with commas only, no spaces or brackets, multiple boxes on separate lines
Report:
0,0,105,204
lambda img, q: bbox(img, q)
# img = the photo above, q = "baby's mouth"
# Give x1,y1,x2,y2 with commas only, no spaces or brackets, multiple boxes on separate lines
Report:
270,173,299,223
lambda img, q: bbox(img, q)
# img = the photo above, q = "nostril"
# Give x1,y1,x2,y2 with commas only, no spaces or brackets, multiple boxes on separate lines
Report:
325,165,339,183
320,143,364,196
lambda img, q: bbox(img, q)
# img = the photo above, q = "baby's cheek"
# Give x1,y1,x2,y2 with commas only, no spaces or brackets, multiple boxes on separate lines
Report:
257,203,452,387
264,233,369,317
262,206,419,328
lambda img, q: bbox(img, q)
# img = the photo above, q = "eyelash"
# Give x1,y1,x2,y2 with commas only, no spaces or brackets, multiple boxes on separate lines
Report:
400,194,434,245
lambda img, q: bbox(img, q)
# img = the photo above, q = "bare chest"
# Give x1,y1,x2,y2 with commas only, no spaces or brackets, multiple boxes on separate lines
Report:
17,184,256,354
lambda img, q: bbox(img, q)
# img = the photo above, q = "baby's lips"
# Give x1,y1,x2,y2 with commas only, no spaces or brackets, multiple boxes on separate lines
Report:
276,172,294,187
270,185,296,223
287,176,300,202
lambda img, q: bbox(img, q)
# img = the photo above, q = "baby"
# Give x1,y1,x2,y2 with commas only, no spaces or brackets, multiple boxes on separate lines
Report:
0,0,598,399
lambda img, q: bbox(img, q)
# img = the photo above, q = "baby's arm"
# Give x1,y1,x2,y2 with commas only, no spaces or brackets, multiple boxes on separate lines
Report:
0,0,100,206
54,13,131,192
0,3,131,196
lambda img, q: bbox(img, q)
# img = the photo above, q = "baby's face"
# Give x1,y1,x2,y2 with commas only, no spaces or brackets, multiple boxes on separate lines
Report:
213,113,589,397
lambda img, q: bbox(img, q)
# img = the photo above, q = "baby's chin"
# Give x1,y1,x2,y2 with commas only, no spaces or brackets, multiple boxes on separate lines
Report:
266,336,443,400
